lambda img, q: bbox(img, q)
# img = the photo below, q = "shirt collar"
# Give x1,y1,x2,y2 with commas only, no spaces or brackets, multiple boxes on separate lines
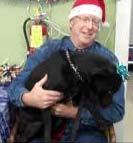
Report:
62,36,97,52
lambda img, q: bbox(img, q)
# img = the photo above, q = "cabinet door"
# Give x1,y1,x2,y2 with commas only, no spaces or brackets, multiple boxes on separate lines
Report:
129,46,133,64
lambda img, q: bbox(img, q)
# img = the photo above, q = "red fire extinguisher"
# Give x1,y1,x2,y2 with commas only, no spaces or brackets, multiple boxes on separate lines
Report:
23,17,48,56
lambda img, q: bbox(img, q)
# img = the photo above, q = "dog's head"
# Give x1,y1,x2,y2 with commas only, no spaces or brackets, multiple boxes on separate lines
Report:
61,51,123,107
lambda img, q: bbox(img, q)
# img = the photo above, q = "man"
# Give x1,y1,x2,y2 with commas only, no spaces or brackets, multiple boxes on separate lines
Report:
8,0,125,142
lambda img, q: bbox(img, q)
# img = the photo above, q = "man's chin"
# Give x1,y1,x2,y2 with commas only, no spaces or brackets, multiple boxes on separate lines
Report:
81,39,93,47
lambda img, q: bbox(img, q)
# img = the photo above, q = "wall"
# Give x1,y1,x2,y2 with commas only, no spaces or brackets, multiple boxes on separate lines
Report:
115,0,131,142
0,1,28,65
0,0,116,65
129,0,133,45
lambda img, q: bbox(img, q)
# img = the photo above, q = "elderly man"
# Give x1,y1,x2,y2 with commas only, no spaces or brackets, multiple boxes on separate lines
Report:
8,0,125,143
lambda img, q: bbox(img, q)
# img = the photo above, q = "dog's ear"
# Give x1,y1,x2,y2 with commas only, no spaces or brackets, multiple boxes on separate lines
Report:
91,67,122,107
92,68,122,94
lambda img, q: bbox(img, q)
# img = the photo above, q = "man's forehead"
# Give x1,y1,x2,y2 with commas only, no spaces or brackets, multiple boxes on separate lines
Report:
77,14,101,20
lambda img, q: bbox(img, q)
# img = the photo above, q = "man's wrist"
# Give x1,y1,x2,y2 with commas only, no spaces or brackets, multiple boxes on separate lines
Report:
21,92,31,106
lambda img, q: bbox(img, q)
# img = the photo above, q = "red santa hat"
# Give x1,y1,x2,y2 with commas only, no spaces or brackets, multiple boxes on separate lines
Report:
68,0,106,23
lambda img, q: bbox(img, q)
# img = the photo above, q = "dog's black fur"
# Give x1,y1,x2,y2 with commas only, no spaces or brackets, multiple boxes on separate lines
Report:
17,50,122,143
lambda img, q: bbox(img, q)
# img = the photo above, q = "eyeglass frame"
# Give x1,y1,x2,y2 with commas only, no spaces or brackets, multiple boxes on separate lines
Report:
75,16,102,28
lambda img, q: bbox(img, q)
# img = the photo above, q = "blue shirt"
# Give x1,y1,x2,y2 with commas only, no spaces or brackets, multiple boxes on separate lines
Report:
7,36,125,143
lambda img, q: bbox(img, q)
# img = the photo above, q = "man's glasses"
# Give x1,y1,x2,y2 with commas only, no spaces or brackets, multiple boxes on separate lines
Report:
76,16,101,28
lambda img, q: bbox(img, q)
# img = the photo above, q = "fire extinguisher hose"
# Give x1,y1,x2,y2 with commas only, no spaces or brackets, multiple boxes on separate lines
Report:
23,17,31,52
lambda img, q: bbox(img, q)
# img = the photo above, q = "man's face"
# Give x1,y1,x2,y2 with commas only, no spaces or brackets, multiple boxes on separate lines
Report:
69,14,101,49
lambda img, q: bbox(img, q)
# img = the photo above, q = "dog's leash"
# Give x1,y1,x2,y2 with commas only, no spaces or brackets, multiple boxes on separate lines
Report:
65,50,85,142
65,50,84,82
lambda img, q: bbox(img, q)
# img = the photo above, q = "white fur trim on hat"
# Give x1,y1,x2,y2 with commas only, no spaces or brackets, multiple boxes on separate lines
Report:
68,4,102,20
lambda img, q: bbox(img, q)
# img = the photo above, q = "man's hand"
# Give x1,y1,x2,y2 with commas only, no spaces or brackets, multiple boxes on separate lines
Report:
22,74,63,109
51,103,78,119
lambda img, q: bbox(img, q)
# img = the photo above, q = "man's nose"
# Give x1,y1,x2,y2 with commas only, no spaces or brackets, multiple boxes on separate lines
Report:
87,19,93,29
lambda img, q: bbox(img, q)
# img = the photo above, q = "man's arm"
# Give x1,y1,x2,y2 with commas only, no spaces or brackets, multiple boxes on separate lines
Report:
80,83,125,126
7,41,58,107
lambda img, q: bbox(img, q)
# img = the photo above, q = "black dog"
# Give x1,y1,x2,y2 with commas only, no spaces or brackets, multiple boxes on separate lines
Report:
17,50,122,143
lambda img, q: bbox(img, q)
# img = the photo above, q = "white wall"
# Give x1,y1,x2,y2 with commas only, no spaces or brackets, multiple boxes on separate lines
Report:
115,0,131,65
115,0,131,142
129,1,133,45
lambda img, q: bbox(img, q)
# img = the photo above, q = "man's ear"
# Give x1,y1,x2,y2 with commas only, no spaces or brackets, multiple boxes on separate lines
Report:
69,20,73,30
69,18,75,29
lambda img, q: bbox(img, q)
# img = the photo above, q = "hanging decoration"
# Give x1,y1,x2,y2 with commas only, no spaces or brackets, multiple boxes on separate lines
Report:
0,61,23,83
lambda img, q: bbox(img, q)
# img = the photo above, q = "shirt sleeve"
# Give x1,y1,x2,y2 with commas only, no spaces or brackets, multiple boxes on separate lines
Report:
80,83,125,127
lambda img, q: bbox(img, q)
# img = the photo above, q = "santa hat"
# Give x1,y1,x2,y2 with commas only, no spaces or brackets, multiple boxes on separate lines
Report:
68,0,109,27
